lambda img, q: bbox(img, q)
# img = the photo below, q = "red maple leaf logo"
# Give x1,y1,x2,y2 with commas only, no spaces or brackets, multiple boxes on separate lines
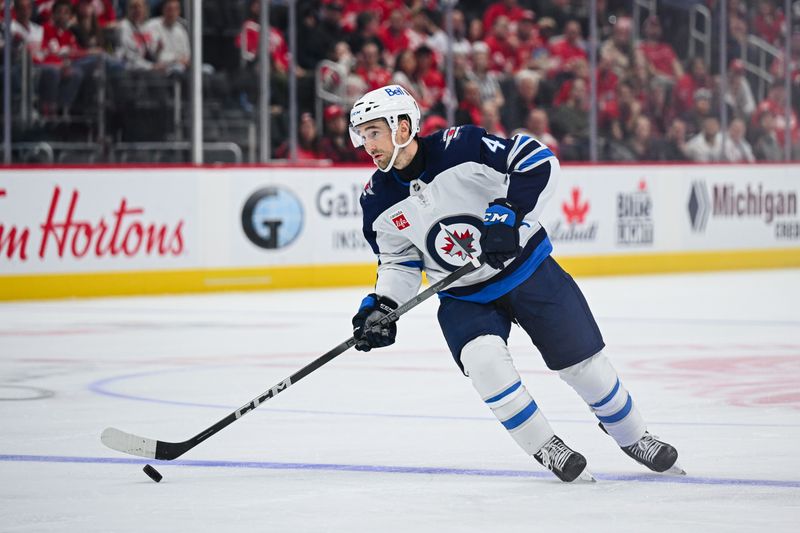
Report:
441,229,476,258
562,187,590,224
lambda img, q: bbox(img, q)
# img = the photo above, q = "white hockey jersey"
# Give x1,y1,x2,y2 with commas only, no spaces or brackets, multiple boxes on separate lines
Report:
360,125,559,305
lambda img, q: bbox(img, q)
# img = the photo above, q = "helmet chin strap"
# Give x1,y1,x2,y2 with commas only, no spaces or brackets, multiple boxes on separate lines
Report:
376,127,414,173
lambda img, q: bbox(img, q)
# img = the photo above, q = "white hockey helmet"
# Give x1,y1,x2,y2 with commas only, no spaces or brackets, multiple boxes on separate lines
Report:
349,85,421,172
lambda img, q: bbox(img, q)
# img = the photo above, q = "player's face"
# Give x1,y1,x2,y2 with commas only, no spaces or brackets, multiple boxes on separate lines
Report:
356,119,394,167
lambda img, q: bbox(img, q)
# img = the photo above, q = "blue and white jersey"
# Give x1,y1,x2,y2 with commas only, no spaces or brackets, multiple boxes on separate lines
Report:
360,125,559,305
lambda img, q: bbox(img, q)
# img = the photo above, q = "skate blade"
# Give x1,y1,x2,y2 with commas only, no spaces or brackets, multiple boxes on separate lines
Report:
665,462,686,476
575,468,597,483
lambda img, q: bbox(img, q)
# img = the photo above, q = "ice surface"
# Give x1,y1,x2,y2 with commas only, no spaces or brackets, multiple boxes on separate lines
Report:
1,269,799,532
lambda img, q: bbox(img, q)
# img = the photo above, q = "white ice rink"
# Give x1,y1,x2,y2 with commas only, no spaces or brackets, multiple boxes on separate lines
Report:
1,269,799,532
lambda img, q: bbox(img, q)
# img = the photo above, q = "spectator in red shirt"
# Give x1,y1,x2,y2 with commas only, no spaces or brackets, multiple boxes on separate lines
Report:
38,0,96,115
34,0,55,24
420,114,448,136
275,112,325,161
235,0,288,74
552,57,589,107
319,105,372,163
770,33,800,84
751,82,799,147
753,0,784,47
37,0,116,27
484,14,517,74
455,79,482,126
636,16,683,84
41,0,80,65
340,0,399,34
673,56,712,116
415,45,445,114
547,19,586,77
482,0,525,36
233,0,294,113
377,8,411,60
354,41,392,91
514,10,545,71
596,53,620,102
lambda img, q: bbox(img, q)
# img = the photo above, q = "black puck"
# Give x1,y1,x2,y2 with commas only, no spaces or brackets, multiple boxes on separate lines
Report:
143,464,163,483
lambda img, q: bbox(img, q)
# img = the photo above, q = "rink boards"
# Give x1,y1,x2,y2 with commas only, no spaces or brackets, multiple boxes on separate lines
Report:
1,163,799,300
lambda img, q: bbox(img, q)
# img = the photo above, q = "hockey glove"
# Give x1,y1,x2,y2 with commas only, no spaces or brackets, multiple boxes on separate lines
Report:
352,293,399,352
479,198,522,269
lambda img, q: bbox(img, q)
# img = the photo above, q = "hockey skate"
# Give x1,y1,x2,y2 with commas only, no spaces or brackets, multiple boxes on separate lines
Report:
534,435,595,482
600,423,685,475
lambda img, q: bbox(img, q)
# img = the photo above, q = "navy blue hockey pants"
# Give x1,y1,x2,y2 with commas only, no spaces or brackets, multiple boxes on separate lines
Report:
437,256,605,373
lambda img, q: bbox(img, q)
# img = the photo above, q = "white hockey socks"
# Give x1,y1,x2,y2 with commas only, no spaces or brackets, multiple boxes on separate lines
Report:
461,335,554,455
558,352,646,447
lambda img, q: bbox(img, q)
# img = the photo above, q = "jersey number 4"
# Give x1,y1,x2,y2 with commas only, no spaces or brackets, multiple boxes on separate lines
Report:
482,137,505,153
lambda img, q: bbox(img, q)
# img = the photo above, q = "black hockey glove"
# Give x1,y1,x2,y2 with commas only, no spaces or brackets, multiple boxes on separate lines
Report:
352,293,399,352
479,198,522,269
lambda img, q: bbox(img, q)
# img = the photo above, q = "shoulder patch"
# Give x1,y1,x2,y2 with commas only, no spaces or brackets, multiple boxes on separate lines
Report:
390,210,411,230
442,126,463,150
362,176,375,197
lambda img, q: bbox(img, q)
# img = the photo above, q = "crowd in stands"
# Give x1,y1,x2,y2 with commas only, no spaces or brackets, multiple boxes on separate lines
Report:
2,0,799,163
3,0,190,144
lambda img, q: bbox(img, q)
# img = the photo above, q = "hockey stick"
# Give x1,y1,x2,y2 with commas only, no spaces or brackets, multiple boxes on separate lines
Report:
101,257,482,460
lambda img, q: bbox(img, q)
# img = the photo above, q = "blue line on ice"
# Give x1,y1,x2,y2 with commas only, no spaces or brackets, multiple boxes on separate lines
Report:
1,454,798,489
87,370,800,429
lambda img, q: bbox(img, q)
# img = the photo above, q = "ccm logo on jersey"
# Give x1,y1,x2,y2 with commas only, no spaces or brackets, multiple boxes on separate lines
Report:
391,211,411,230
442,126,462,149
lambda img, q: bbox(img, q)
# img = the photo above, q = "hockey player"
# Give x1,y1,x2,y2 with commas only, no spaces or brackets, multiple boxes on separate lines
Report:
349,84,682,482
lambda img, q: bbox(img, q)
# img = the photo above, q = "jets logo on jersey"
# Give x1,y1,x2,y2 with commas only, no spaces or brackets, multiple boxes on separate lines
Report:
442,127,462,150
425,215,483,271
441,227,476,258
391,210,411,230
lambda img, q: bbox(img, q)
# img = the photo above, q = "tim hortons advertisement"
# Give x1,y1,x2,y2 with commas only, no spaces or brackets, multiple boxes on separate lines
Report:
0,171,196,274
